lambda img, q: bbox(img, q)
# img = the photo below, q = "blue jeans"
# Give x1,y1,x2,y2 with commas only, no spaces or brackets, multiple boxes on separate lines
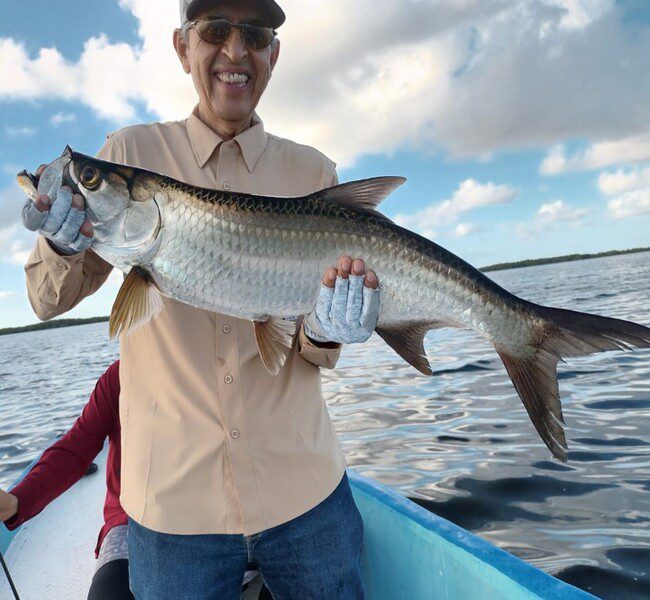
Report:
128,473,364,599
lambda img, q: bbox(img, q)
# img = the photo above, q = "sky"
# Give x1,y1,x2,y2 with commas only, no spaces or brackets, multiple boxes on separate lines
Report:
0,0,648,327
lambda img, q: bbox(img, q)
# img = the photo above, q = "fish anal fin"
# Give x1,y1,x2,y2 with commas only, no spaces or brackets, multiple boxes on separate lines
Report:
253,317,296,376
496,348,567,462
320,176,406,212
376,321,437,376
109,267,164,339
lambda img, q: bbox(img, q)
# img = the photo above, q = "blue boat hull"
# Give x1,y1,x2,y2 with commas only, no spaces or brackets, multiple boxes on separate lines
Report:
348,471,594,599
1,451,595,599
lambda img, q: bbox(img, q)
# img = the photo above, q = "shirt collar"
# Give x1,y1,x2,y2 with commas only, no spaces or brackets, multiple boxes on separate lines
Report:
186,108,268,173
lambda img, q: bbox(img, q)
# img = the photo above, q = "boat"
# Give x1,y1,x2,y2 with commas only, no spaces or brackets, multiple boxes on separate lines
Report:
1,447,595,599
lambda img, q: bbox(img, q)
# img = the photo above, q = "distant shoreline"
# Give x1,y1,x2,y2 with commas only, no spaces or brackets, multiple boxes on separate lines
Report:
480,247,649,272
0,316,109,337
2,247,648,335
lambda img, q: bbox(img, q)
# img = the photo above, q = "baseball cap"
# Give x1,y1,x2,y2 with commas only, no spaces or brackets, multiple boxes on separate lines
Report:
180,0,286,29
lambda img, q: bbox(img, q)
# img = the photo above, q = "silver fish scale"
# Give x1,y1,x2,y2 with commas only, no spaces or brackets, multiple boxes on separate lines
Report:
148,182,532,352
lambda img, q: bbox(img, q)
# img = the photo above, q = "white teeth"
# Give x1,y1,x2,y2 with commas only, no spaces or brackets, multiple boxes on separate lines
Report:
217,72,250,86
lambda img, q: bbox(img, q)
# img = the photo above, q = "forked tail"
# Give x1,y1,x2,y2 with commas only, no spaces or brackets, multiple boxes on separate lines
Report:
497,305,650,461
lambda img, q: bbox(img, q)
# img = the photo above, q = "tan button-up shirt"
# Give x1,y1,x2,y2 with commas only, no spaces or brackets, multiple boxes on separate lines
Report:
24,110,347,535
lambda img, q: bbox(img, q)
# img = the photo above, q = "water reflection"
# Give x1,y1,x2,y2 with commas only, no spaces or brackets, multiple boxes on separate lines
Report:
0,252,648,599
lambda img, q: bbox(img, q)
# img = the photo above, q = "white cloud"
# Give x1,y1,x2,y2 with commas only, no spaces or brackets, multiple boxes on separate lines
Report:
0,182,37,266
0,291,15,299
0,0,648,165
597,166,650,196
608,187,650,219
5,126,37,137
454,223,479,237
394,178,516,237
49,112,77,126
540,134,650,175
536,199,588,223
548,0,614,29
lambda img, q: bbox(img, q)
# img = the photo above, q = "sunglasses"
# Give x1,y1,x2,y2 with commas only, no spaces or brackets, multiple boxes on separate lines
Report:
185,18,276,51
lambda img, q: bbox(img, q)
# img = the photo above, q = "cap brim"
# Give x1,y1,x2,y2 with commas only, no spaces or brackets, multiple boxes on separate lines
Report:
186,0,285,28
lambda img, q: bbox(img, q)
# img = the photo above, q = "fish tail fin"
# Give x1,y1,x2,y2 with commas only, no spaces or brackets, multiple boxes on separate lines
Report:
497,306,650,461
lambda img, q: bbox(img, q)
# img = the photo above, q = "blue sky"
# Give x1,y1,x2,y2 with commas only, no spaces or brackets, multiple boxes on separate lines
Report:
0,0,648,327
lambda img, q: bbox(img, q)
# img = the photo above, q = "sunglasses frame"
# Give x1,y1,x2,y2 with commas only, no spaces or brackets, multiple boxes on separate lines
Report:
184,17,277,50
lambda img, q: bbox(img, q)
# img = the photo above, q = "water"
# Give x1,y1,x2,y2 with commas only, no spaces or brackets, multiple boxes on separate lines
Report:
1,252,649,598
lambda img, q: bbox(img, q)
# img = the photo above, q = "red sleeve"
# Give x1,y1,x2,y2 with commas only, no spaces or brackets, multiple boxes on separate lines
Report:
4,361,120,530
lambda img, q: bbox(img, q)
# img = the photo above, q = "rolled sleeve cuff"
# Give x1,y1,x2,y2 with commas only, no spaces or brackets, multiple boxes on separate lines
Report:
37,235,87,265
297,324,341,369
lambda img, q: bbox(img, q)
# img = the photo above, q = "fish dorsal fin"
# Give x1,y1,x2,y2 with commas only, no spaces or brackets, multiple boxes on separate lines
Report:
253,317,296,375
109,267,164,339
319,176,406,212
376,322,442,376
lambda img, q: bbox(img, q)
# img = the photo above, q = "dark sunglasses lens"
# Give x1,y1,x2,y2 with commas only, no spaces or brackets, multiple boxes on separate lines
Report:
240,25,275,49
196,19,232,44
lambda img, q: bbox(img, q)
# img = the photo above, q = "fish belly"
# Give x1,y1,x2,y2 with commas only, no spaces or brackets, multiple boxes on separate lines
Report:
149,194,531,351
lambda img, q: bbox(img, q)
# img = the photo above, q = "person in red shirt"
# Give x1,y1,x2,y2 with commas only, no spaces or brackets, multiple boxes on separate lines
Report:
0,361,268,600
0,361,131,600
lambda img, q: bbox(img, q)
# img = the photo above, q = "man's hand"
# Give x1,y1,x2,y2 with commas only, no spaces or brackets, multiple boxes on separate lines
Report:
0,488,18,522
21,163,94,255
303,255,380,345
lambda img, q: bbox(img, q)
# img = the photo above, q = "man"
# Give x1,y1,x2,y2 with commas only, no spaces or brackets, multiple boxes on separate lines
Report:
22,1,378,598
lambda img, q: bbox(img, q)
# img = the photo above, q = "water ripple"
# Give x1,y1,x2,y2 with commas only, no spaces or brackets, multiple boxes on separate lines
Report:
0,252,648,599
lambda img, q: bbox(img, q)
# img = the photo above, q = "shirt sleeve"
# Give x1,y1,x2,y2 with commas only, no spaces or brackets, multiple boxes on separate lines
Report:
296,162,342,369
23,135,124,321
4,362,120,530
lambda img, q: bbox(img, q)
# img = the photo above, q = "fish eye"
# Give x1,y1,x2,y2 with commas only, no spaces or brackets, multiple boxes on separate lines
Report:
79,165,102,190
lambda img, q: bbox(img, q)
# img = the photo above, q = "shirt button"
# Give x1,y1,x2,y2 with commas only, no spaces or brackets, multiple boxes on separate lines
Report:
224,374,233,384
230,429,240,439
222,325,231,334
222,182,231,191
48,291,56,299
57,262,67,271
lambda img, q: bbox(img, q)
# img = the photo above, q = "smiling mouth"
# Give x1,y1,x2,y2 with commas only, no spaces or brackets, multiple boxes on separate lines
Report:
215,72,250,88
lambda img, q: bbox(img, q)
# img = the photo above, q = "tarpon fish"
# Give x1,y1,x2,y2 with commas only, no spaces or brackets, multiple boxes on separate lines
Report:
18,148,650,461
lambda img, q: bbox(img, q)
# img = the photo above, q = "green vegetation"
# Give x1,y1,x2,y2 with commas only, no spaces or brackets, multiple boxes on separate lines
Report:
0,316,109,336
481,247,650,272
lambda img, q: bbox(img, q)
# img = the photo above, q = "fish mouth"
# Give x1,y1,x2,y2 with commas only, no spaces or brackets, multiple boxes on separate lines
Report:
16,169,40,200
17,169,39,189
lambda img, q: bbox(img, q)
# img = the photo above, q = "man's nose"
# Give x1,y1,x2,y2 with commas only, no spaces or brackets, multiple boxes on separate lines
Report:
221,27,248,63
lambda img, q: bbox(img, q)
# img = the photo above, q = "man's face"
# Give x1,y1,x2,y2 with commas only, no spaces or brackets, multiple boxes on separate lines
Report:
175,0,280,127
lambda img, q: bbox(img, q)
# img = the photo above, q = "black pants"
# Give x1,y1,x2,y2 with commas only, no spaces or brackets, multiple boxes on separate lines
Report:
87,559,134,600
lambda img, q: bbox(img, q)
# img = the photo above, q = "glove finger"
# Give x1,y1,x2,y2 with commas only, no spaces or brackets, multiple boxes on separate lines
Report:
67,230,93,253
329,276,349,323
345,274,364,326
315,283,335,323
52,206,85,246
21,198,48,231
41,185,72,235
360,285,380,331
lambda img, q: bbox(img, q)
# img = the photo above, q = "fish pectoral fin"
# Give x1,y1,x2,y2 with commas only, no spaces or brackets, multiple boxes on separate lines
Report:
109,267,164,339
320,176,406,212
376,322,436,376
253,317,296,376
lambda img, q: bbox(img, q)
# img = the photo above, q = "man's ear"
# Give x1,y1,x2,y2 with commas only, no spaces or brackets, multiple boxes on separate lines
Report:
270,38,280,73
173,29,191,74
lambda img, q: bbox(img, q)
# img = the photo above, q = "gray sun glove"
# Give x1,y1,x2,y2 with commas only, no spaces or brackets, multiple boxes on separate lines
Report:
21,162,92,255
303,274,380,344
